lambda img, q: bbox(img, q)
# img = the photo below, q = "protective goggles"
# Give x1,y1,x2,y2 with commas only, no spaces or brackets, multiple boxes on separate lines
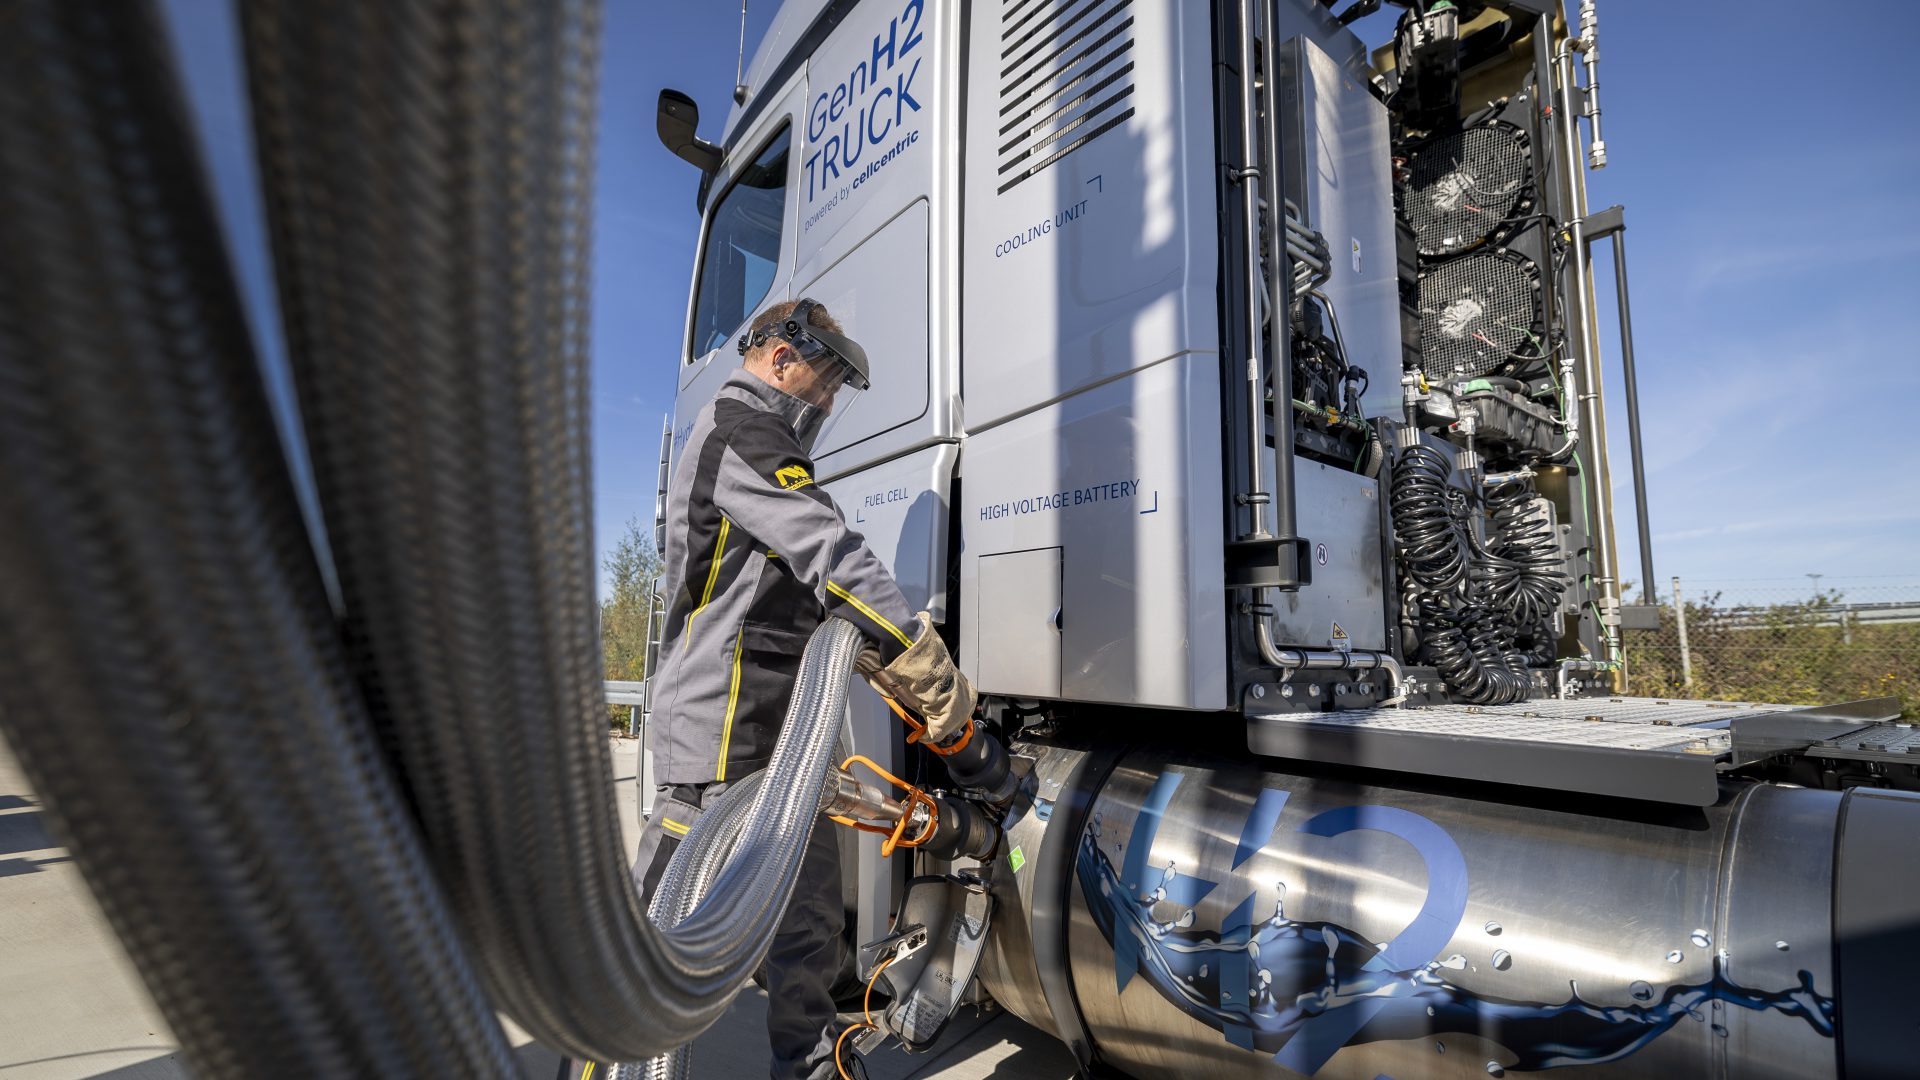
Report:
737,297,871,391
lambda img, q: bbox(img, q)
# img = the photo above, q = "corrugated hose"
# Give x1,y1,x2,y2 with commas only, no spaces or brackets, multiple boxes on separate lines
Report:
0,0,870,1074
0,2,519,1075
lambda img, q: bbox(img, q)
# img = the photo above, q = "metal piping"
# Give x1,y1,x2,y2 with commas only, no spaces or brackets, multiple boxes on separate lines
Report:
1576,0,1607,169
1609,228,1656,602
1556,657,1609,699
1554,45,1623,670
1233,0,1272,543
1254,620,1405,701
822,767,908,822
1260,9,1299,559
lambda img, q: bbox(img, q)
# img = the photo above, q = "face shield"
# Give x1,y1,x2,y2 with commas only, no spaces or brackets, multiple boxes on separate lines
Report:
739,298,871,451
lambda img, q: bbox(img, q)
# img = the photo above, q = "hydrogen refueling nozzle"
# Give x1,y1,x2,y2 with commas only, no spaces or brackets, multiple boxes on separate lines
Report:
821,678,1015,863
869,672,1020,810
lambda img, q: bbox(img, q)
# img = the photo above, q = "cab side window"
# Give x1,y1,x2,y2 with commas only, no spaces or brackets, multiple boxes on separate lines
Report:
689,125,791,358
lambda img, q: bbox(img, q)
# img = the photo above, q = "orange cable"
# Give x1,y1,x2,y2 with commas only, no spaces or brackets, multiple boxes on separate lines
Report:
834,953,897,1080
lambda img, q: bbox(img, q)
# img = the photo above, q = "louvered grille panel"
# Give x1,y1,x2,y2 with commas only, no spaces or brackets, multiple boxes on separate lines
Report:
996,0,1136,194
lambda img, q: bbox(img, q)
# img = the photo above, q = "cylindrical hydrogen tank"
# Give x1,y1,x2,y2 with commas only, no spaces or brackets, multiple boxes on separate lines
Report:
976,741,1897,1079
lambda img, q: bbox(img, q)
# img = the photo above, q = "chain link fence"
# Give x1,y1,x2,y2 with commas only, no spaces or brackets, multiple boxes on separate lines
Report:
1622,578,1920,718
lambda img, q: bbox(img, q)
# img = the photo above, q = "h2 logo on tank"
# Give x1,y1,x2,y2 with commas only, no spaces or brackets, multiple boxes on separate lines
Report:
1073,774,1835,1075
802,0,927,234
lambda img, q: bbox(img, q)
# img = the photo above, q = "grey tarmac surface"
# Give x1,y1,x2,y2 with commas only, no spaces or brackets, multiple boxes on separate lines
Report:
0,738,1078,1080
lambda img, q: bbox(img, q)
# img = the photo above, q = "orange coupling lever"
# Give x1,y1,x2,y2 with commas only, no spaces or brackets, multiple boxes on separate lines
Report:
875,689,975,756
874,678,1019,814
826,754,940,859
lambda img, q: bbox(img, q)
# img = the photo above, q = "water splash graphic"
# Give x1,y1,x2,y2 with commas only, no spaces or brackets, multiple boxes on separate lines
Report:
1076,823,1834,1072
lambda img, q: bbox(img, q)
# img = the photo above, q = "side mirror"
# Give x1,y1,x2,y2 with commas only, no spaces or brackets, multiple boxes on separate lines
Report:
657,89,723,174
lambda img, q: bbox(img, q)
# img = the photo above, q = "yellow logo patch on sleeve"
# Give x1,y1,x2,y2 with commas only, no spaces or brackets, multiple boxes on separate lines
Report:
774,464,814,490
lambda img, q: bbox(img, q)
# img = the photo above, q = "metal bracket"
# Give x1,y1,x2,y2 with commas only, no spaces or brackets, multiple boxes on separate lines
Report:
1226,535,1313,590
1582,203,1625,242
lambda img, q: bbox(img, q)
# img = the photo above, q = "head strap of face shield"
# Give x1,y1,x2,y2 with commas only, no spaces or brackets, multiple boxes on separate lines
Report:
737,298,871,390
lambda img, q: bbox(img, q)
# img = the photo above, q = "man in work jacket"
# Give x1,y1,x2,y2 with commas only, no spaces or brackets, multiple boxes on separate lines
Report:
637,297,973,1080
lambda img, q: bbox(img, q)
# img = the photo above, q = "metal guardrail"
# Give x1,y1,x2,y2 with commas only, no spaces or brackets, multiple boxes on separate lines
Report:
605,680,646,706
606,682,646,740
1714,601,1920,629
606,681,655,818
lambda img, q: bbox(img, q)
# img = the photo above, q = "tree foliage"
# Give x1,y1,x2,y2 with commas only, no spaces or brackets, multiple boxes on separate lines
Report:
601,517,663,729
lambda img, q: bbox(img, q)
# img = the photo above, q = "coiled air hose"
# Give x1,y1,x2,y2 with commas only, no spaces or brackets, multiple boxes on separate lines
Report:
1390,443,1533,704
1483,475,1570,661
1389,444,1470,591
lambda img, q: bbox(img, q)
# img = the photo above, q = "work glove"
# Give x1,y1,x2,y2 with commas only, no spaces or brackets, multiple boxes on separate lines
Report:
873,612,975,744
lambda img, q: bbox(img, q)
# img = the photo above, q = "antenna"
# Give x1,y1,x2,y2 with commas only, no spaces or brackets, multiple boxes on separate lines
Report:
733,0,750,105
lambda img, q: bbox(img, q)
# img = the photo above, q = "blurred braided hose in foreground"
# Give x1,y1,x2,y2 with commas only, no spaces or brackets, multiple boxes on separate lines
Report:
0,0,863,1074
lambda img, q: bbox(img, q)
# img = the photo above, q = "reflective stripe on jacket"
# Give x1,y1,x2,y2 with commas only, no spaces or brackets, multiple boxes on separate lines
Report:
651,369,916,784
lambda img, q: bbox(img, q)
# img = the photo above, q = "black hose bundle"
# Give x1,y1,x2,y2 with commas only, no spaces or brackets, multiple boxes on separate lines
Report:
0,3,518,1075
1482,475,1569,664
1389,444,1470,591
1389,443,1534,704
1417,603,1533,705
1482,477,1569,627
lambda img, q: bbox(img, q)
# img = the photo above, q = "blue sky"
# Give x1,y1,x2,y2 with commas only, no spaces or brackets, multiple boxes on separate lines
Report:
162,1,1919,599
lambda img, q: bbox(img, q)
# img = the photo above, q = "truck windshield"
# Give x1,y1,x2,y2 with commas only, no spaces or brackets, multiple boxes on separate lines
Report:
688,125,791,357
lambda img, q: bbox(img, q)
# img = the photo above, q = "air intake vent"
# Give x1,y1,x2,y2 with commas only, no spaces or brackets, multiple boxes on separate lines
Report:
1405,121,1532,257
1418,249,1544,380
995,0,1136,195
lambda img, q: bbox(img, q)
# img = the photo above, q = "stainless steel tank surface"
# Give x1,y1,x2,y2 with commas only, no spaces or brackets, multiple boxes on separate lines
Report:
977,743,1864,1080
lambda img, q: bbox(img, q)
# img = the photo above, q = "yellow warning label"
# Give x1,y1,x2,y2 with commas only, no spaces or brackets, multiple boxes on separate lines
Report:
1330,622,1351,654
774,464,814,490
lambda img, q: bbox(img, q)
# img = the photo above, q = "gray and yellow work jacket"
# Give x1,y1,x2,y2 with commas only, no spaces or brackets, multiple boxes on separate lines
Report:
650,369,918,785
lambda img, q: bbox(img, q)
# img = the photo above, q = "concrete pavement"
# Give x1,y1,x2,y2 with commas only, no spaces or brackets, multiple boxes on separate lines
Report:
0,738,1077,1080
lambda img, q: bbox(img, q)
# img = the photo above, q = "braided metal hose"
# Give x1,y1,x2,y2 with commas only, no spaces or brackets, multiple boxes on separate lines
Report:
617,771,772,1080
0,4,518,1076
250,0,871,1010
4,0,870,1070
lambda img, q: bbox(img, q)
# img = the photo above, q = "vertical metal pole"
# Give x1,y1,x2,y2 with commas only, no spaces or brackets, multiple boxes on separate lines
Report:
1610,230,1656,603
1235,0,1272,545
1557,47,1621,673
1259,0,1299,561
629,703,638,738
1672,575,1693,689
